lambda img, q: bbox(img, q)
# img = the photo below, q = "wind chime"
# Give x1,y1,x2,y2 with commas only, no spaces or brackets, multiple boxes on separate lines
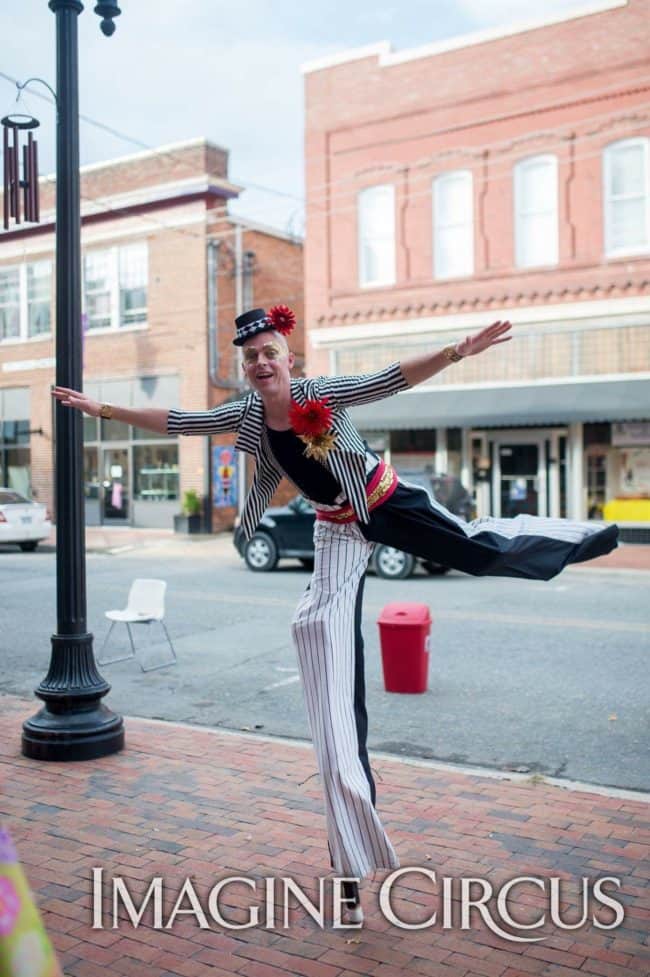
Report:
2,85,41,230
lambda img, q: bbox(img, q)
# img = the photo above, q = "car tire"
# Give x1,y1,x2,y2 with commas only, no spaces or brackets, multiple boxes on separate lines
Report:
18,541,39,552
373,545,416,580
244,533,279,572
422,561,450,575
299,558,314,570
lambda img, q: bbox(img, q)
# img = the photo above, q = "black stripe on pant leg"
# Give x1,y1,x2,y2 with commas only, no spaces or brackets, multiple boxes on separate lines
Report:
352,571,376,807
329,567,373,870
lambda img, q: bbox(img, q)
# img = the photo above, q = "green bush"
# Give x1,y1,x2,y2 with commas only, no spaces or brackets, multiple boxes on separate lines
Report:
182,489,201,516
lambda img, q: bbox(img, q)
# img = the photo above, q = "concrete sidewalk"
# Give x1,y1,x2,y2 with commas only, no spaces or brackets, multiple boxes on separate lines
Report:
1,692,648,977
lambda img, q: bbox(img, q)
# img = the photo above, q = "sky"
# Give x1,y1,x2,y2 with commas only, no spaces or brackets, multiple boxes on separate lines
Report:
1,0,602,235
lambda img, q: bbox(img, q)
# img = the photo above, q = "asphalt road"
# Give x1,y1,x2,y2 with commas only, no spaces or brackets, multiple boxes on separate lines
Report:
1,535,648,792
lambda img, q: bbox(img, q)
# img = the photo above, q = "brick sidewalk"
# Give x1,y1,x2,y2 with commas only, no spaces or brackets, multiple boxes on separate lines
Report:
1,693,648,977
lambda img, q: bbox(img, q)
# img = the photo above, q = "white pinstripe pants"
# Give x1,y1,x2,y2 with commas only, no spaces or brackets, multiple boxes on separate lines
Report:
290,518,400,880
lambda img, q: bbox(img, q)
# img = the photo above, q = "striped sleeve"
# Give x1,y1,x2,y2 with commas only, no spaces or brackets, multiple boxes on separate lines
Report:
315,361,410,408
166,399,245,436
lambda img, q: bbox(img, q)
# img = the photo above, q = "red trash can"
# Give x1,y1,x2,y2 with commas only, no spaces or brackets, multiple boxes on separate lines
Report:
377,602,431,693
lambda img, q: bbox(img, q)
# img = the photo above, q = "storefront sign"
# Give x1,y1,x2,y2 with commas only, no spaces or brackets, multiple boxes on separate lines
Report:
213,446,237,507
612,422,650,446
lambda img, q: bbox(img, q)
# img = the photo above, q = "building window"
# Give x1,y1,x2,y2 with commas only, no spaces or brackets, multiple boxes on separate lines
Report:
84,250,112,330
433,170,473,278
357,184,395,287
27,261,52,338
514,154,558,268
0,261,52,342
134,444,179,501
0,419,31,495
119,242,148,326
603,138,650,257
83,240,148,331
0,267,21,340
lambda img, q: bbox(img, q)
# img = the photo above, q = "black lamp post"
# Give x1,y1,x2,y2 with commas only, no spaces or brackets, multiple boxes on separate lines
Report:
21,0,124,760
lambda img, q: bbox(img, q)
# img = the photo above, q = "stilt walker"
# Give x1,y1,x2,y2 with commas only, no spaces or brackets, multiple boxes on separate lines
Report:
51,305,619,926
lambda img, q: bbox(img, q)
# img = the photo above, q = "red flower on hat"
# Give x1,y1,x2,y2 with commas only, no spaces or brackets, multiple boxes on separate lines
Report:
289,396,333,437
267,304,296,336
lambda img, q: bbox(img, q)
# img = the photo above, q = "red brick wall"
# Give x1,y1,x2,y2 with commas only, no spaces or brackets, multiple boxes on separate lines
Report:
0,140,304,532
205,221,306,530
304,0,650,373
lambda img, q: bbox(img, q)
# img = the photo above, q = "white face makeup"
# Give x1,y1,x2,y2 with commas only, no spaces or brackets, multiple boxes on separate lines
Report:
242,342,283,365
241,332,294,398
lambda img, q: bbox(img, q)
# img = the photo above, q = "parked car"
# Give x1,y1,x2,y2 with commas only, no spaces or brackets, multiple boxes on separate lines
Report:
0,488,52,552
233,471,472,578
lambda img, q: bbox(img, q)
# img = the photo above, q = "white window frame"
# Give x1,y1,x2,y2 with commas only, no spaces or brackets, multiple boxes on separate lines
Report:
0,260,53,344
603,137,650,259
433,169,474,279
514,154,559,269
357,184,396,288
82,240,149,334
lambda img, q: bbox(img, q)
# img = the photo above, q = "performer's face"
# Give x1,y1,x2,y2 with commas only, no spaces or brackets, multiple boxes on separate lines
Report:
241,331,295,396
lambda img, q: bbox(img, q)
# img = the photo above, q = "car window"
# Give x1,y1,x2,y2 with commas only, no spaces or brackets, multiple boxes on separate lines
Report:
0,491,30,504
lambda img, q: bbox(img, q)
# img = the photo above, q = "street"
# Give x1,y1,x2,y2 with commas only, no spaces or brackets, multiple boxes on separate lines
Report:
1,534,648,792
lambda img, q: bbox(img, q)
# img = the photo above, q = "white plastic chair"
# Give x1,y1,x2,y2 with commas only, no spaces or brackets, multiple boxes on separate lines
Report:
97,578,177,673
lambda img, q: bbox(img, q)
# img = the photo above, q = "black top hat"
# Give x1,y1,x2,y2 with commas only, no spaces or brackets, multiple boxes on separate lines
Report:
233,308,271,346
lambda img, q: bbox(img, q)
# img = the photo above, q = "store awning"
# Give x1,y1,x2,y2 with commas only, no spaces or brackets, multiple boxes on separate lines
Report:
348,375,650,430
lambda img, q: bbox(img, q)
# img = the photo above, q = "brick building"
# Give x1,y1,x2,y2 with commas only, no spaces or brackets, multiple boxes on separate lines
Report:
303,0,650,537
0,138,304,532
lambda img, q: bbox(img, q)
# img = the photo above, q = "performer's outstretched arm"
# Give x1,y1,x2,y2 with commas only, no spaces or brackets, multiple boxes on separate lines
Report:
400,320,512,387
50,386,246,436
316,320,512,408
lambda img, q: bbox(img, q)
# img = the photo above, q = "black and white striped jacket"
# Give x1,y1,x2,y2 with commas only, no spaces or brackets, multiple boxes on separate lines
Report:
167,361,410,541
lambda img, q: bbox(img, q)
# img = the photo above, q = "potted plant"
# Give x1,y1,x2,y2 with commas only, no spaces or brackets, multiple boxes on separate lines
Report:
174,489,204,534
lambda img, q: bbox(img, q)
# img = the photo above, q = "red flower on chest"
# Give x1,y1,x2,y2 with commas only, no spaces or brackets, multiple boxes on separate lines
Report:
288,396,334,437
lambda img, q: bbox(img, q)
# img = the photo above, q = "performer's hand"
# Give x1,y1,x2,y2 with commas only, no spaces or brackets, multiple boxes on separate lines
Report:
456,320,512,357
50,385,102,417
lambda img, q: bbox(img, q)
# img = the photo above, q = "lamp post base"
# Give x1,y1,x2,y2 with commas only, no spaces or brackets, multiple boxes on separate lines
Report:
21,632,125,761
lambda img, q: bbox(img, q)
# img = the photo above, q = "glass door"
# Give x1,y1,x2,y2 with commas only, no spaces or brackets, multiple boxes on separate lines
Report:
101,446,130,523
494,440,546,517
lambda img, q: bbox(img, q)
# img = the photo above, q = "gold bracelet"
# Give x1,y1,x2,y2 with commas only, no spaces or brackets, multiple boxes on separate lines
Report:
442,345,463,363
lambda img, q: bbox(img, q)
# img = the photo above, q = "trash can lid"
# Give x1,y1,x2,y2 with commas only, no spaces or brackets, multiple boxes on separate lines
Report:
377,602,431,626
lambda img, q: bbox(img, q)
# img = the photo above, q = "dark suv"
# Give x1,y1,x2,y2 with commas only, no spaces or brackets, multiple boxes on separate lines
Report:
233,470,473,579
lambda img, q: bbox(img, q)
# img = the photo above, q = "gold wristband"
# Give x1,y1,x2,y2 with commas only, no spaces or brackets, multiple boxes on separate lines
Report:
442,345,463,363
99,403,114,419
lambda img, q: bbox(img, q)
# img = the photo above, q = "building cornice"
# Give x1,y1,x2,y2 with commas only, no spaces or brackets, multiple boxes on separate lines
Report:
310,291,650,346
301,0,627,75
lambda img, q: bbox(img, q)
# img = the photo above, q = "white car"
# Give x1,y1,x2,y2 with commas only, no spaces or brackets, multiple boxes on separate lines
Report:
0,487,52,552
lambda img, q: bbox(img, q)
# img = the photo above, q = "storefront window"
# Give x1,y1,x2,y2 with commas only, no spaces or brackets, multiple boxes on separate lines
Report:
83,447,100,499
133,444,179,501
0,420,30,494
446,428,462,477
390,429,436,472
101,417,130,441
587,452,607,518
0,447,30,495
132,424,167,440
83,415,99,443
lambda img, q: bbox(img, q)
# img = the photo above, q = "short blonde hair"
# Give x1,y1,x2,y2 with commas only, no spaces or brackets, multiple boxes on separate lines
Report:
270,330,290,354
